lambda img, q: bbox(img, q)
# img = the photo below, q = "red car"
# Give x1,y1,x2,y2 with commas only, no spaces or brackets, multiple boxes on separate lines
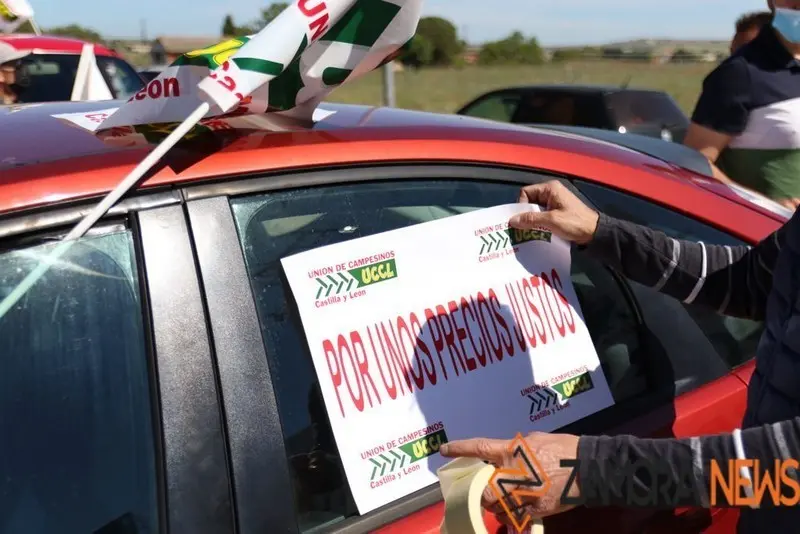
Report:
0,100,786,534
0,34,144,103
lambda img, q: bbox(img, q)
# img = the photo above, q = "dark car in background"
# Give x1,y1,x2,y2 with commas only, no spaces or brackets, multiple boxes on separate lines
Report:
456,85,690,143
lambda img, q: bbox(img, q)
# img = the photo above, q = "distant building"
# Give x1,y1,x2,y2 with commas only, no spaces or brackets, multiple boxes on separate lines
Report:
150,36,221,64
462,46,480,65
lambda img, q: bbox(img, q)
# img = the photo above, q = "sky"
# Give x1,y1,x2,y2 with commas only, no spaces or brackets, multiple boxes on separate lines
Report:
29,0,769,46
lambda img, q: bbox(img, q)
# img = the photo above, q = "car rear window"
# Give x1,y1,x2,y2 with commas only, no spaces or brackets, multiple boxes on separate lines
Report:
604,91,688,129
13,53,143,103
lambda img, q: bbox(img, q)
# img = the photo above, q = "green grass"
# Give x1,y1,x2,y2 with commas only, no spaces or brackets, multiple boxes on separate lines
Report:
329,61,717,116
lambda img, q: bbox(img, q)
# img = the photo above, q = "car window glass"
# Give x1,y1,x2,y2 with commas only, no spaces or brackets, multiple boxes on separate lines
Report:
514,92,608,129
230,178,645,531
604,91,688,129
459,93,521,122
0,230,158,534
96,57,144,100
574,180,764,371
14,54,79,103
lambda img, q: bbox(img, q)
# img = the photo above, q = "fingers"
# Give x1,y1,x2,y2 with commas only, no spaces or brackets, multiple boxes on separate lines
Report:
509,210,553,230
518,182,554,206
439,437,508,464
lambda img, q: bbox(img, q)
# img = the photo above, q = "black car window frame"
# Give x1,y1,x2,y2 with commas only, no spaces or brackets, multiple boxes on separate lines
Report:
0,191,237,534
180,163,744,533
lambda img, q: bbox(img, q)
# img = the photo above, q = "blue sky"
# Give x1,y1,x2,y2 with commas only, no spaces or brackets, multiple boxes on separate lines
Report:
31,0,768,45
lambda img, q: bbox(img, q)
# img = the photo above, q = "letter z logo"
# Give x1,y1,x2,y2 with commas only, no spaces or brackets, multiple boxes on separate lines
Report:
489,433,551,533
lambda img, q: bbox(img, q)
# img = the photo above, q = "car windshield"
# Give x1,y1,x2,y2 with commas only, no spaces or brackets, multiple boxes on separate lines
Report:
605,91,688,129
13,53,144,104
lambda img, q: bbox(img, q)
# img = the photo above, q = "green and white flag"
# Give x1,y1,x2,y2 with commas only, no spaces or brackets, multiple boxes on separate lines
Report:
54,0,422,144
0,0,34,33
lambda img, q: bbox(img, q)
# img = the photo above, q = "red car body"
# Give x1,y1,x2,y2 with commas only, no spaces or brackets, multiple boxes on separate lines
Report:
0,100,786,534
0,34,121,58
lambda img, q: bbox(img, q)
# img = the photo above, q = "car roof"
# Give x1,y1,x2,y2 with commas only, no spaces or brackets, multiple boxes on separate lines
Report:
0,33,117,57
0,100,787,229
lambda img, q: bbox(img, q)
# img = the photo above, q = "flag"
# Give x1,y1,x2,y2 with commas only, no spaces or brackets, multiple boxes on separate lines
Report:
0,0,34,34
54,0,422,145
70,44,114,102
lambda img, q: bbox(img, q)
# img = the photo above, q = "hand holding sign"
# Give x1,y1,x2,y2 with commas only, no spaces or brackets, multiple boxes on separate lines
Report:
510,181,600,246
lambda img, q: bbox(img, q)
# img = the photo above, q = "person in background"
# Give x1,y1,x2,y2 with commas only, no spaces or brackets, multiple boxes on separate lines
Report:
683,0,800,210
0,60,19,105
731,11,773,54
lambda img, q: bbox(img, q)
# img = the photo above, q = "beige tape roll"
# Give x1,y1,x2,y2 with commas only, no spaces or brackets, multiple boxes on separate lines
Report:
437,457,545,534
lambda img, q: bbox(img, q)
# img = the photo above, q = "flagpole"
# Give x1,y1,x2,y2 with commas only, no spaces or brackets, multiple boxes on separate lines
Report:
0,102,210,319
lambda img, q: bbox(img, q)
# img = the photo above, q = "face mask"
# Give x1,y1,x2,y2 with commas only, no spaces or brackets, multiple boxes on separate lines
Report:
773,7,800,44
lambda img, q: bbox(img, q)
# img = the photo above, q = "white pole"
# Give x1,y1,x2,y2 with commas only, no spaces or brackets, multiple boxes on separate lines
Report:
0,102,210,319
382,61,395,108
29,18,41,35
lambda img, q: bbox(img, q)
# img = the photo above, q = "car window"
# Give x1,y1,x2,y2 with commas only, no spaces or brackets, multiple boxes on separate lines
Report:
230,178,645,531
604,91,688,130
574,180,764,373
0,230,158,534
14,54,80,103
513,92,609,129
458,92,521,122
96,56,145,100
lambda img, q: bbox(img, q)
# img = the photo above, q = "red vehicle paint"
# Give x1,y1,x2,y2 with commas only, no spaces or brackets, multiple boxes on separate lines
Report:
0,100,786,534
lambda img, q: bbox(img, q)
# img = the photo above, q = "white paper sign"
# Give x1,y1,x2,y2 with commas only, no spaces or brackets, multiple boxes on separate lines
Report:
281,204,615,514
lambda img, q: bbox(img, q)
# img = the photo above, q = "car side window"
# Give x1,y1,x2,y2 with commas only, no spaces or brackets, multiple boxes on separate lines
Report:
230,177,645,531
512,92,609,129
0,229,158,534
574,180,764,375
459,93,521,122
97,57,145,100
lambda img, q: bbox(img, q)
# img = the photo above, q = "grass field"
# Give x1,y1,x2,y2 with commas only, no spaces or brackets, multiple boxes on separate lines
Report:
329,61,717,115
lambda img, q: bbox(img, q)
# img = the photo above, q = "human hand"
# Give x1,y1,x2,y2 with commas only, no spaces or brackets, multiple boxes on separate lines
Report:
509,181,600,245
777,197,800,211
439,431,581,527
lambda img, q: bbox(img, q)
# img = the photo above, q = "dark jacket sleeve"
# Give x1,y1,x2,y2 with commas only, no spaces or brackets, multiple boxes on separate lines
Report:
581,213,787,321
576,418,800,508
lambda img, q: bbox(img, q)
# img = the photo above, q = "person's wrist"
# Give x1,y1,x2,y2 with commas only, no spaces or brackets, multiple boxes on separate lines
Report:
575,210,600,246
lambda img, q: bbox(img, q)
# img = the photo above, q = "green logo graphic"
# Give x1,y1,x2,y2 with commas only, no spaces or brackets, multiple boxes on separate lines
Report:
551,372,594,401
315,259,397,299
478,228,552,255
369,429,448,480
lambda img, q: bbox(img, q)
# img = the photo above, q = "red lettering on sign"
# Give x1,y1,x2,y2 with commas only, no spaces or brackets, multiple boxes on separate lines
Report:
134,77,181,101
85,112,109,123
297,0,329,40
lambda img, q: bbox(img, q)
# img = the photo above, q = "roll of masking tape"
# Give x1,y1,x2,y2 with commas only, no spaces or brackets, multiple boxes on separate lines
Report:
437,457,544,534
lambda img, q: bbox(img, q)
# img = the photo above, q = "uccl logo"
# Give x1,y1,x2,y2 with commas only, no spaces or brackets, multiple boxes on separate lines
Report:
478,227,552,256
177,37,251,69
315,259,398,299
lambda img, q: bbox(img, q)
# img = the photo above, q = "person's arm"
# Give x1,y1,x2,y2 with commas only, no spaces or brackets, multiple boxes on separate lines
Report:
683,58,752,182
582,213,787,321
577,417,800,508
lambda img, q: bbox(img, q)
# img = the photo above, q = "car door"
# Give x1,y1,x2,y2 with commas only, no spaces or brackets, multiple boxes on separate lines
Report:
0,196,235,534
181,163,764,534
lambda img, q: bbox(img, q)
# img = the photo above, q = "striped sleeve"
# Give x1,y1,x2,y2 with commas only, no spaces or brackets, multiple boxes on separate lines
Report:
576,418,800,508
582,213,787,321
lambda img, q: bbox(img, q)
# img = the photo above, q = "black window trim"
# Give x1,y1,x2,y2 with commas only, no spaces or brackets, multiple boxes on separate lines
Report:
136,204,236,534
186,196,298,534
179,163,711,533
